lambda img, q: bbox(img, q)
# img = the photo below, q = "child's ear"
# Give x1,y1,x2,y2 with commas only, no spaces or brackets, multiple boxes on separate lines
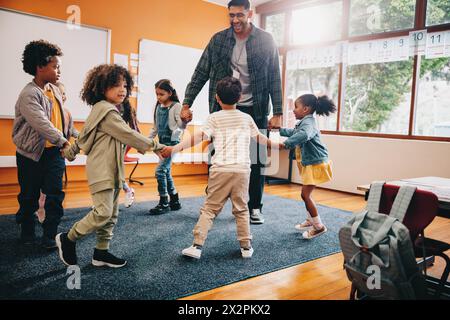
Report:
36,65,43,75
215,94,221,104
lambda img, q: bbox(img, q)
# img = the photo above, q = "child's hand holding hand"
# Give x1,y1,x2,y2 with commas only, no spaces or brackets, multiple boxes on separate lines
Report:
61,144,76,161
154,151,164,161
60,141,70,157
61,140,80,161
268,123,281,131
161,146,174,158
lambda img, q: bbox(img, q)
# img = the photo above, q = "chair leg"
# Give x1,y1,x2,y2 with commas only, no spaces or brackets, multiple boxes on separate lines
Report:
350,283,356,300
435,253,450,299
64,167,68,187
128,161,144,186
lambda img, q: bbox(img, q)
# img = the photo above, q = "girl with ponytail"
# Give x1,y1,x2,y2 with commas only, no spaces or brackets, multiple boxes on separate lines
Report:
148,79,186,214
278,94,336,240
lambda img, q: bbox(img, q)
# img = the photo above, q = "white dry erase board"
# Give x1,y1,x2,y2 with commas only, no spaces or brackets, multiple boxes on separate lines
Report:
137,39,210,125
0,8,110,121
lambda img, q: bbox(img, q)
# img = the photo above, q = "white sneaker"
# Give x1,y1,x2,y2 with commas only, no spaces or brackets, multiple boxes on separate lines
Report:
124,188,135,208
250,209,265,224
182,245,202,259
295,220,314,232
241,247,254,258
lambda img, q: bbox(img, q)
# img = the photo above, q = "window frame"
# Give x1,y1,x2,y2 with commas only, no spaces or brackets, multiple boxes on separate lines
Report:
258,0,450,142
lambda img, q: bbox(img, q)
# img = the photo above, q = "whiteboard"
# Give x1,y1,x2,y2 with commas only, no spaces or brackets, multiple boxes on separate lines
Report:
0,8,110,121
137,39,210,125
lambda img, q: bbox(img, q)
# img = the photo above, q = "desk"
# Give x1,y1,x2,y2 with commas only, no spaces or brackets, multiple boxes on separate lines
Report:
357,176,450,212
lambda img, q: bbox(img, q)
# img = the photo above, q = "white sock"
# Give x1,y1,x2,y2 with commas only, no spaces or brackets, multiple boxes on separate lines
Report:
311,216,323,229
305,211,313,223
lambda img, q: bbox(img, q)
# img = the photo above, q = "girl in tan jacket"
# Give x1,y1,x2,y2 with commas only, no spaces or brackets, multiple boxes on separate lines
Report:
56,64,164,268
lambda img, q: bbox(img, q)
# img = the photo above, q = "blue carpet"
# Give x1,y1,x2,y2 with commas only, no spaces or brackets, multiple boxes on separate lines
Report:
0,194,352,300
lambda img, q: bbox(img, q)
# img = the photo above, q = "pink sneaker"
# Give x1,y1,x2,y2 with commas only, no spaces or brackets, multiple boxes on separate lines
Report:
302,226,328,240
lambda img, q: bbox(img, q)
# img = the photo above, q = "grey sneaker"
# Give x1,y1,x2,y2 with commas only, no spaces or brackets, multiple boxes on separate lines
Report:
250,209,264,224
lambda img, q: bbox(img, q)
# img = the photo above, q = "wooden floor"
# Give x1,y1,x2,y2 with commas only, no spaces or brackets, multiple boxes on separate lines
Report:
1,175,449,300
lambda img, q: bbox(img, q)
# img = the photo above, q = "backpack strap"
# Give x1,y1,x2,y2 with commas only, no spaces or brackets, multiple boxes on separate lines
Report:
351,211,397,248
349,244,390,268
389,185,417,222
366,181,385,212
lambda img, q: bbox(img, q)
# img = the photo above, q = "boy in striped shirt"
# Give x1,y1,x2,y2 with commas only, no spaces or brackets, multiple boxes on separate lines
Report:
161,77,273,259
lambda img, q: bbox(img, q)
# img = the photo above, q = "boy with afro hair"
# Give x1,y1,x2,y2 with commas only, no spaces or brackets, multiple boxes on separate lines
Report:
12,40,69,249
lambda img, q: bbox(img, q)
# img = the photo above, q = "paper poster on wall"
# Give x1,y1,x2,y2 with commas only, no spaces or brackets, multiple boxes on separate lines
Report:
376,36,409,63
409,30,427,56
287,44,336,70
348,36,409,65
286,51,299,70
114,53,129,69
347,41,371,65
445,31,450,57
425,31,447,58
335,41,348,64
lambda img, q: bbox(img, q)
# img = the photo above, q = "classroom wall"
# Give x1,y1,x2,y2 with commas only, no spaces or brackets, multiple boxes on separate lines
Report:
0,0,229,185
272,135,450,194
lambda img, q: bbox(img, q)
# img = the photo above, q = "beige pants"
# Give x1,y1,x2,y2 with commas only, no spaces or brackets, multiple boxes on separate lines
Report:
68,188,120,250
193,171,252,248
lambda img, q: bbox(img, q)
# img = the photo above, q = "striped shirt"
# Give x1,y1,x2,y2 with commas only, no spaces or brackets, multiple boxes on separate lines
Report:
202,109,260,173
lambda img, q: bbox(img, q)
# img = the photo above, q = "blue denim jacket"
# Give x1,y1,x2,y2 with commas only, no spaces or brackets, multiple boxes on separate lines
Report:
280,115,329,166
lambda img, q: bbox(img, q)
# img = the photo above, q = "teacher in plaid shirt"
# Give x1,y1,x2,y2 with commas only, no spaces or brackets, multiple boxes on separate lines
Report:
181,0,283,225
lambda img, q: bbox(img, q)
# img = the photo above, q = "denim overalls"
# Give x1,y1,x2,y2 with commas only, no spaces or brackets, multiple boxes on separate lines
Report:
155,103,178,196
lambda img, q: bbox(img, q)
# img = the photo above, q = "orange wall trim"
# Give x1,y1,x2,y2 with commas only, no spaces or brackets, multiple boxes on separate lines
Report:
0,163,208,186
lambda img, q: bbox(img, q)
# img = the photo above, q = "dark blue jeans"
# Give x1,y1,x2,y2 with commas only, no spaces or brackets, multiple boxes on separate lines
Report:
16,147,65,239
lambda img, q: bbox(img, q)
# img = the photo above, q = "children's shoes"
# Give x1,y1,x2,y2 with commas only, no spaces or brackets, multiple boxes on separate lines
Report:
182,245,202,259
240,247,254,258
124,187,135,208
295,220,314,232
302,226,328,240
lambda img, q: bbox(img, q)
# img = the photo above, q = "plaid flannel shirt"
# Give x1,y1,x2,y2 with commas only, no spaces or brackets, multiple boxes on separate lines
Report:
183,24,283,121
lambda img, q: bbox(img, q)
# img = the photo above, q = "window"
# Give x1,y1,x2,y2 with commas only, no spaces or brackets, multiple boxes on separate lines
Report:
286,66,339,130
415,56,450,137
262,0,450,141
265,13,285,47
349,0,415,36
426,0,450,26
342,59,413,134
291,1,342,45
